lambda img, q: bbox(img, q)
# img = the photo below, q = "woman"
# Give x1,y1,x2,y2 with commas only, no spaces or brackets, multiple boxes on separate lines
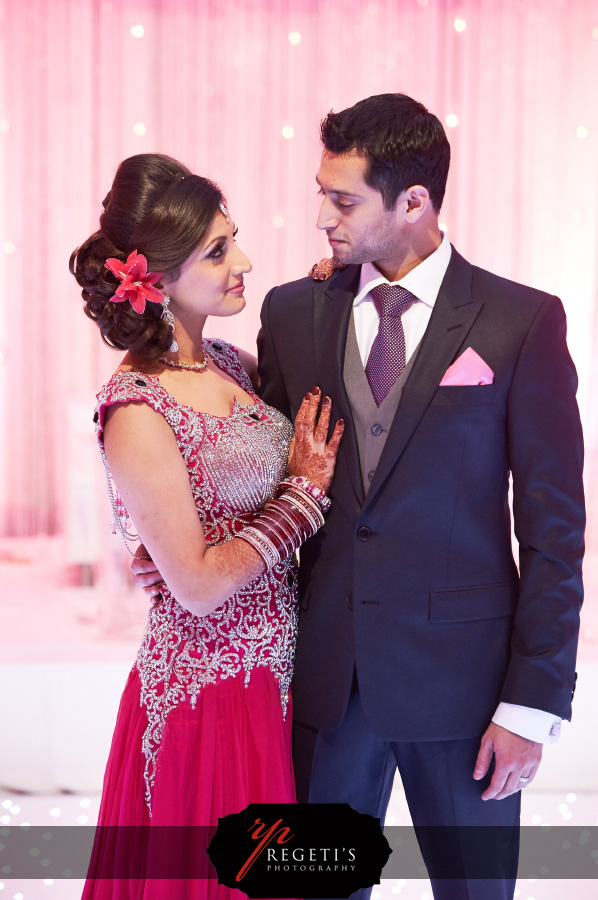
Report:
70,152,343,897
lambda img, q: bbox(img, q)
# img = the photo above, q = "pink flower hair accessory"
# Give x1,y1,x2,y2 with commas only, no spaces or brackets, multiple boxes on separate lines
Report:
105,250,164,314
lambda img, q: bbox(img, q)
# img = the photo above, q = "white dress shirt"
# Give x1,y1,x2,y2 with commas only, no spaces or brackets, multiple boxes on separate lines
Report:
352,233,561,744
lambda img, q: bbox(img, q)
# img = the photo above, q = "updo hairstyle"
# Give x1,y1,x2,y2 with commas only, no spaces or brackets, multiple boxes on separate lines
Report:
70,153,224,361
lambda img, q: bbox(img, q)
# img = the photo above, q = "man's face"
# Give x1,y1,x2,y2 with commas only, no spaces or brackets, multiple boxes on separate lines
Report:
316,149,404,267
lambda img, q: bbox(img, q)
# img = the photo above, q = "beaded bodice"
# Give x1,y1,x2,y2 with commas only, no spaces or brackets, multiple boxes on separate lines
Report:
95,339,298,815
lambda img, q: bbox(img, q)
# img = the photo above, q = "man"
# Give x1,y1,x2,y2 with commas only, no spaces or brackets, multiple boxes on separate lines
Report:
134,94,584,899
255,94,584,899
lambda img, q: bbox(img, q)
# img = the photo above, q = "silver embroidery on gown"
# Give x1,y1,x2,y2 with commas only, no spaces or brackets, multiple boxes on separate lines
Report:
94,339,298,815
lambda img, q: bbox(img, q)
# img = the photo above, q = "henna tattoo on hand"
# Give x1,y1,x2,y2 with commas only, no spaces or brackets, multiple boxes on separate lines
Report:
213,538,266,589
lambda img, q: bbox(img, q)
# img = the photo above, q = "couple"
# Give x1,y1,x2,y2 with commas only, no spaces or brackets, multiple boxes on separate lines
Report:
73,94,584,900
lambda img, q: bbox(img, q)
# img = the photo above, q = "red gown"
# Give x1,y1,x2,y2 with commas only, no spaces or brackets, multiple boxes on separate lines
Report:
83,340,298,899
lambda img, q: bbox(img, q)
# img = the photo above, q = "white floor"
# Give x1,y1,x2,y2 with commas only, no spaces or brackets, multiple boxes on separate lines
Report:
0,788,596,899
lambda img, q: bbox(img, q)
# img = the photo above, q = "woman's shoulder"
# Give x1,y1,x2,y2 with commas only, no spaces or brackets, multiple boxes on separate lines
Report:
205,338,258,393
94,363,175,446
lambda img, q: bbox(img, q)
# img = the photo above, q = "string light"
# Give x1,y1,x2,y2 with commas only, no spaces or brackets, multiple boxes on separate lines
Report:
130,25,144,38
576,126,589,139
454,16,467,32
445,113,459,128
273,216,285,228
133,122,147,136
288,32,301,44
49,807,61,818
281,125,294,139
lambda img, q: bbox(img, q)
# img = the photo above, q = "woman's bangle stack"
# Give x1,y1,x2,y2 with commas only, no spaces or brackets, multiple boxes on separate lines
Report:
237,477,330,567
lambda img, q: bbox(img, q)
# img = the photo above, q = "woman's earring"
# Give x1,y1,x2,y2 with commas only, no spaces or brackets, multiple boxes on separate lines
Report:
161,295,178,353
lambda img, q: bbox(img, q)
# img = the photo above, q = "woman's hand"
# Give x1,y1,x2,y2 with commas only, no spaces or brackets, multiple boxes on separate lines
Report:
287,388,344,493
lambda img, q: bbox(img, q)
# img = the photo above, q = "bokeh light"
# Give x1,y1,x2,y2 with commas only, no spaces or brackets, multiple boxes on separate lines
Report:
454,17,467,32
288,32,301,44
0,120,9,132
130,25,144,38
2,242,16,254
577,125,589,139
133,122,147,136
273,216,285,228
445,113,459,127
281,125,294,139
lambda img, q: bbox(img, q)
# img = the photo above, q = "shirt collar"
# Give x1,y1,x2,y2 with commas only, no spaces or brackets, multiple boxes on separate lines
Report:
353,231,452,309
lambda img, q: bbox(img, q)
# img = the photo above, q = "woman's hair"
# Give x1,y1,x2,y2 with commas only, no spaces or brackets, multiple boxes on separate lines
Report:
70,153,224,361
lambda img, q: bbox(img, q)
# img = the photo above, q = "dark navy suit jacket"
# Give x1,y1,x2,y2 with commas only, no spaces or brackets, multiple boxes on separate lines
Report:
257,247,584,742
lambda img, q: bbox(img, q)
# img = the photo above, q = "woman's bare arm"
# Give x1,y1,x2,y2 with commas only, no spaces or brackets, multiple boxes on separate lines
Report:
104,401,265,617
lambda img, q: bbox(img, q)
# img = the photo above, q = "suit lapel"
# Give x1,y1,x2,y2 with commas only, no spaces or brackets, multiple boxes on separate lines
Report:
312,265,365,509
365,248,484,509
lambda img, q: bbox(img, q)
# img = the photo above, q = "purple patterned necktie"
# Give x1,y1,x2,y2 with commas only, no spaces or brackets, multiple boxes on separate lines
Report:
365,283,416,406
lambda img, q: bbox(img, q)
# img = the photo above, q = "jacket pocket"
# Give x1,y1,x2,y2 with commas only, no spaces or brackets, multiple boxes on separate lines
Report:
430,384,496,406
429,581,518,622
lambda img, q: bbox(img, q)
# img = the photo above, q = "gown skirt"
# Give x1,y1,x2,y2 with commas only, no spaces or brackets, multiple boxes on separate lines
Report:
82,666,295,899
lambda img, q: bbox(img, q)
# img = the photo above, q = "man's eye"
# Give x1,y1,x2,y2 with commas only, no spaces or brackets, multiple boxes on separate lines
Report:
337,201,353,209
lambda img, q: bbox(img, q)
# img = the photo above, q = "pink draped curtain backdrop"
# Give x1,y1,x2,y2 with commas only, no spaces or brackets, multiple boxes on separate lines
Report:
0,0,597,552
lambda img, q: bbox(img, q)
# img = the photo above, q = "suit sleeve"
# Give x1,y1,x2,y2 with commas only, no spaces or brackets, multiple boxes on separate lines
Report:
256,286,292,419
501,295,584,720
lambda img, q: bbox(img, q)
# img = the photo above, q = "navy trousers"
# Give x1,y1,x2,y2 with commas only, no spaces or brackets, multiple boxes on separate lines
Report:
293,680,520,900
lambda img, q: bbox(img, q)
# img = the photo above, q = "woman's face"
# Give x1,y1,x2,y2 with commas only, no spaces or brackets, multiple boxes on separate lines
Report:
163,209,252,320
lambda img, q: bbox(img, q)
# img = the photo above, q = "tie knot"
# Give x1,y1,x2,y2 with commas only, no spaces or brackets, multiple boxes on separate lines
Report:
370,283,415,318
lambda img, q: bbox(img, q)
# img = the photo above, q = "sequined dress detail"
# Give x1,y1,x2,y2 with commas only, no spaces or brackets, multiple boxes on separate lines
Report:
92,339,298,821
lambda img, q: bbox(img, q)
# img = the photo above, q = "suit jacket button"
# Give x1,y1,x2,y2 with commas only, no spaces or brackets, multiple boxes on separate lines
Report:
367,470,375,482
357,526,371,541
371,424,383,436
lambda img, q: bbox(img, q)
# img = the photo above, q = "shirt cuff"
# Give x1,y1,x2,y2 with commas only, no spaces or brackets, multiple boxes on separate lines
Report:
492,702,562,743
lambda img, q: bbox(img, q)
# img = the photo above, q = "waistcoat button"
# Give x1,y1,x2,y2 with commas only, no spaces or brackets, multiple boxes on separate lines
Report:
371,423,383,436
357,526,371,541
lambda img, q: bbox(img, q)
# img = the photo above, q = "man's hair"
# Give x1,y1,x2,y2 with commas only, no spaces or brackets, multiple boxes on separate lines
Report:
320,93,450,213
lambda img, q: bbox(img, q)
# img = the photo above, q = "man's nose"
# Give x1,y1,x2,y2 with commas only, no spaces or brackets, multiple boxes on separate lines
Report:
316,196,338,231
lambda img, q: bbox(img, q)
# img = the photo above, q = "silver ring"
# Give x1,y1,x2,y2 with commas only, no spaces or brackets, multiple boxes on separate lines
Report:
519,776,529,783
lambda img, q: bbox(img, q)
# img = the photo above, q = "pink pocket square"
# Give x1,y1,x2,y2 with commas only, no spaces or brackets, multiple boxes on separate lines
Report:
439,347,494,386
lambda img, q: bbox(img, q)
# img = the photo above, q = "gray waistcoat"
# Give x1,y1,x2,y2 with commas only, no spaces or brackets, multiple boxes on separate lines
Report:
343,311,421,495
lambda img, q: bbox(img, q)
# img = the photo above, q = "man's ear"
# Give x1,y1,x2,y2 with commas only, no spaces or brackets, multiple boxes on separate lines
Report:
402,185,432,222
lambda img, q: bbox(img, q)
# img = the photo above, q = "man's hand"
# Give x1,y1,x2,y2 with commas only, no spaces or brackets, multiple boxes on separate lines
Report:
474,722,542,800
131,545,163,602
